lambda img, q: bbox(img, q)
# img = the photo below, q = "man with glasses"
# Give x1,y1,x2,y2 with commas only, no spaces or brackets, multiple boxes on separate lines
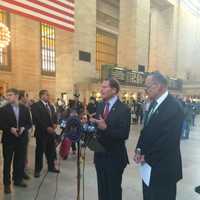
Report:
134,72,184,200
0,88,32,194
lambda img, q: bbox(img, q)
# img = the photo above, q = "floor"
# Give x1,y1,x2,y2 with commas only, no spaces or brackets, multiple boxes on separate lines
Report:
0,118,200,200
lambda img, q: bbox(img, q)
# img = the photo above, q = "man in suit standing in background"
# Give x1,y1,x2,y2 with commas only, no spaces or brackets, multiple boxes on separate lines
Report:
31,90,59,178
134,72,184,200
0,88,32,194
91,78,131,200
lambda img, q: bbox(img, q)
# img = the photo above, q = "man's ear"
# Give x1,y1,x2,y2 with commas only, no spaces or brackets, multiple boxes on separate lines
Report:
112,88,117,95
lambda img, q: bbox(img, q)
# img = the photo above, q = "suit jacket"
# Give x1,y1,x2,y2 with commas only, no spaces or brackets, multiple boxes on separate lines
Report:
31,101,57,139
94,99,131,169
0,103,32,144
136,94,184,186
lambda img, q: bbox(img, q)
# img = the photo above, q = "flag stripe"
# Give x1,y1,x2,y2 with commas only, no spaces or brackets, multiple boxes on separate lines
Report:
36,0,74,14
3,0,74,24
0,0,75,31
0,5,74,32
0,2,75,30
51,0,75,9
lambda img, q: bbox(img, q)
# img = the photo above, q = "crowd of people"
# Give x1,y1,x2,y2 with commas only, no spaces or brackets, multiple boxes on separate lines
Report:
0,89,99,194
0,72,199,200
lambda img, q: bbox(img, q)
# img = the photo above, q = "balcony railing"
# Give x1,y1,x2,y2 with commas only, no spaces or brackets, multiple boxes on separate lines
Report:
101,64,183,91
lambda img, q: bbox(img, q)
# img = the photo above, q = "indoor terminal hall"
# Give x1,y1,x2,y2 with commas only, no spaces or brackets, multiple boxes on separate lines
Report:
0,0,200,200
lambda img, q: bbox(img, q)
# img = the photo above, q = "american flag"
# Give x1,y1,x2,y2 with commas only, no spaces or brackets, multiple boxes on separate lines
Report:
0,0,75,32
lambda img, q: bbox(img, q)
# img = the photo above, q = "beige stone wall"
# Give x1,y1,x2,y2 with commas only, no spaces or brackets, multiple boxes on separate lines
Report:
0,14,74,100
176,3,200,80
118,0,150,70
10,14,42,99
1,1,200,99
73,0,97,92
118,0,137,69
149,0,200,81
55,29,74,99
136,0,150,68
149,3,176,76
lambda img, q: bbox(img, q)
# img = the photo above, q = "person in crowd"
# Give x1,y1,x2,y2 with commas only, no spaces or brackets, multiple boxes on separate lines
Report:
0,88,32,194
90,78,131,200
136,99,144,124
68,109,79,155
73,94,84,115
56,98,66,121
0,95,7,107
87,96,97,117
18,90,32,180
134,72,184,200
195,184,200,194
87,97,97,117
181,100,193,139
31,90,59,178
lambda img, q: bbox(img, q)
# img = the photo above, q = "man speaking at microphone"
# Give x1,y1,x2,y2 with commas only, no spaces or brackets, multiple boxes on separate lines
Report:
91,78,131,200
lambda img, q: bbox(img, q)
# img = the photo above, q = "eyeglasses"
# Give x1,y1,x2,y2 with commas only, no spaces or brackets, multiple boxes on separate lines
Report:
144,83,156,91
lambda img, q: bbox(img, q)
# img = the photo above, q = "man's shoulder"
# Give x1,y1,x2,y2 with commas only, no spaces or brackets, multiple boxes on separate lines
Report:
161,94,184,117
1,103,10,111
33,101,42,107
114,100,130,113
167,94,183,109
19,103,28,110
31,101,43,110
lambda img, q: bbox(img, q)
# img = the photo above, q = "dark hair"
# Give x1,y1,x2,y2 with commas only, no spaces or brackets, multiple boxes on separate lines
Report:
104,78,120,94
18,90,25,100
6,88,19,95
149,71,168,87
39,90,48,98
90,96,96,101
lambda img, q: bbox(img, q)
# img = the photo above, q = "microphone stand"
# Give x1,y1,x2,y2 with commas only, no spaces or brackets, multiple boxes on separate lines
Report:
76,141,81,200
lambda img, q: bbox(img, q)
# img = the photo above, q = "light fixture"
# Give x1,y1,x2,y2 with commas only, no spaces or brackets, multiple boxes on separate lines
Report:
0,22,11,48
132,93,137,99
124,93,129,99
96,92,101,98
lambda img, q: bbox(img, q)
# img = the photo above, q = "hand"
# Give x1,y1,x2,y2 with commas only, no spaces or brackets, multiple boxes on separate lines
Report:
89,117,96,124
10,127,19,137
140,155,145,164
47,127,55,134
133,153,145,164
19,127,25,135
52,124,57,129
95,115,107,130
134,153,141,164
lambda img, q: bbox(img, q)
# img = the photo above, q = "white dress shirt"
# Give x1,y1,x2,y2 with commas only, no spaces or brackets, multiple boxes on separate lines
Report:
153,91,169,113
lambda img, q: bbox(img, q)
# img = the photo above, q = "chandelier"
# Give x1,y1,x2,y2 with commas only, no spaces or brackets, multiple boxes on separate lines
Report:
0,22,11,48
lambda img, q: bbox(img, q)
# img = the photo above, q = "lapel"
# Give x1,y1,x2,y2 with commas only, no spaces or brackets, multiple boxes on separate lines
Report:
147,94,171,125
39,100,50,117
106,99,120,122
8,104,18,126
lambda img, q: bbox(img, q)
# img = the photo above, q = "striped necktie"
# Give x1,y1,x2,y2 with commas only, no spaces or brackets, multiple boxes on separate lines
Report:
144,100,157,126
103,102,110,120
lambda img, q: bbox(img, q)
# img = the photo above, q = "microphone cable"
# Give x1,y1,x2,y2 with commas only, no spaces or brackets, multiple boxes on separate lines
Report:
33,170,49,200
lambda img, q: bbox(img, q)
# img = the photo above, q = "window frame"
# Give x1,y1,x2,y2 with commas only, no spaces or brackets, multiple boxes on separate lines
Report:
0,10,11,71
96,29,118,71
40,23,56,76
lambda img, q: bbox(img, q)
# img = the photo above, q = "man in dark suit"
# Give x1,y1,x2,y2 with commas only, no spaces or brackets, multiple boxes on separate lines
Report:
31,90,59,178
0,88,32,194
91,78,131,200
134,72,184,200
